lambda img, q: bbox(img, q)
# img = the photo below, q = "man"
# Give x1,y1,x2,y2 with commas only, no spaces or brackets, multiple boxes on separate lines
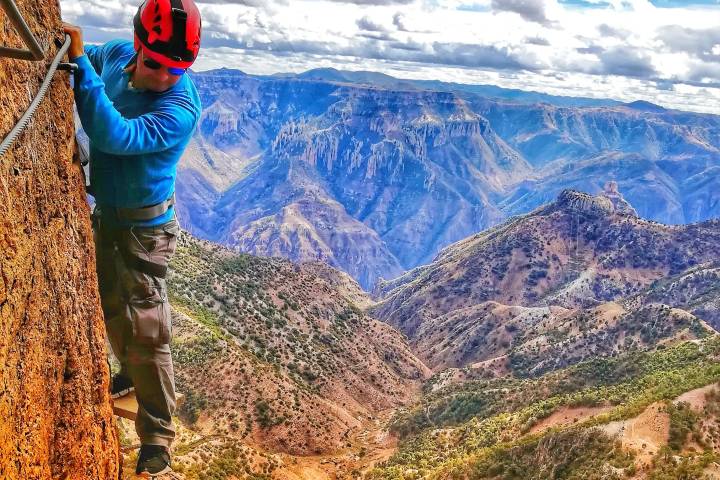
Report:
62,0,202,475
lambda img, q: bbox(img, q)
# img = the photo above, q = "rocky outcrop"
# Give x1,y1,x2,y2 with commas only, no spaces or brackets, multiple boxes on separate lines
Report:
601,180,639,217
0,1,118,477
553,189,614,217
548,184,638,219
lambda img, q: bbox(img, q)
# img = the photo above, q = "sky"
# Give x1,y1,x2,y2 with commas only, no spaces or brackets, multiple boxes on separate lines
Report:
59,0,720,113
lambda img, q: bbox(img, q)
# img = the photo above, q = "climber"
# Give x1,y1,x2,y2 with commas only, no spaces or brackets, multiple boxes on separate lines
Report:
62,0,202,476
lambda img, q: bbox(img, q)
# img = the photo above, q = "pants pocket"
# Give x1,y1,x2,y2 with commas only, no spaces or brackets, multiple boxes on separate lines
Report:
128,283,171,346
129,220,180,258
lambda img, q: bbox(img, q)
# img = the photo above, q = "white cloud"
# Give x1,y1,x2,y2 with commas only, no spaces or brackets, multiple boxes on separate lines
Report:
491,0,547,23
59,0,720,113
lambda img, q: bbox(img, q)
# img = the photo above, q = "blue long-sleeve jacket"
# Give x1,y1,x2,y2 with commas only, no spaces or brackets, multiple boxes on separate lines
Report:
72,39,202,227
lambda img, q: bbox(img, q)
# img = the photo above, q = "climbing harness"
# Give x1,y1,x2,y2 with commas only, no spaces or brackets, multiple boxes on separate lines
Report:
0,0,78,157
115,193,177,223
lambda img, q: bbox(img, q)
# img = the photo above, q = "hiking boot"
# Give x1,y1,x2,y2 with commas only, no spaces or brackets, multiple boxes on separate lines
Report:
135,444,172,477
110,373,134,399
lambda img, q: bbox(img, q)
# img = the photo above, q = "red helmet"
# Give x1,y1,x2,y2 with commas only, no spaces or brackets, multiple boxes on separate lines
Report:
133,0,201,69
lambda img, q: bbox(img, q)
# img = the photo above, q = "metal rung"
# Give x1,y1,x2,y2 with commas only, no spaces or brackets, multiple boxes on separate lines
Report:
0,0,44,61
0,35,71,157
113,391,186,421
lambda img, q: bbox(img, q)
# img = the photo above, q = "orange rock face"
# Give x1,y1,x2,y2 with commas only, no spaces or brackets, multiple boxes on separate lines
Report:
0,1,119,478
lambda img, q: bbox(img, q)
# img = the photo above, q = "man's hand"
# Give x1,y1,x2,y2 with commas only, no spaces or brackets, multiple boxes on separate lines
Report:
62,22,85,60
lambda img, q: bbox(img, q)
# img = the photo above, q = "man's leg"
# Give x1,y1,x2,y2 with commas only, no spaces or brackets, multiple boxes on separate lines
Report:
117,219,180,449
127,342,176,447
92,213,131,377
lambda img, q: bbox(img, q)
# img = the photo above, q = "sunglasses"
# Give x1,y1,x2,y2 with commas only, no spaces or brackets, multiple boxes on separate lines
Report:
143,56,186,76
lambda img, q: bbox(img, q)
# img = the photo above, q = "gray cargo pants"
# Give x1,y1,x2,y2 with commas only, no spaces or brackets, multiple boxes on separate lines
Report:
91,207,180,448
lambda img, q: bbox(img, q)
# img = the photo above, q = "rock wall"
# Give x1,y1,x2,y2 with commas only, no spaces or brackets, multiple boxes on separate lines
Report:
0,1,119,478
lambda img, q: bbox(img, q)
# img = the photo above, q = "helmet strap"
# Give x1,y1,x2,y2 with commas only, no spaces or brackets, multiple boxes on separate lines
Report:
169,0,188,62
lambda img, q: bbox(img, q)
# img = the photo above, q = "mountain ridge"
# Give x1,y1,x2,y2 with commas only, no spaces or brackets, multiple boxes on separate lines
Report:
371,189,720,371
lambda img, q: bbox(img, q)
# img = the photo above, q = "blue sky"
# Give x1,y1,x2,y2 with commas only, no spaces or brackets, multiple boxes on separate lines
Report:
59,0,720,113
648,0,719,5
562,0,719,6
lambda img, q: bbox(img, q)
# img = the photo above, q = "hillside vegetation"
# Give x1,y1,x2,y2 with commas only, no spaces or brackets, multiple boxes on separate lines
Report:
165,234,429,457
370,338,720,479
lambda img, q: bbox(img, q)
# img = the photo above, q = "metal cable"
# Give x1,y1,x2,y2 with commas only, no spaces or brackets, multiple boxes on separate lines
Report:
0,35,71,158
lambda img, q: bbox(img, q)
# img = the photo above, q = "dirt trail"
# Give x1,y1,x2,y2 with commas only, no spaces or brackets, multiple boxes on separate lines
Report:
529,405,613,434
469,354,510,377
272,409,398,480
704,462,720,479
599,383,720,475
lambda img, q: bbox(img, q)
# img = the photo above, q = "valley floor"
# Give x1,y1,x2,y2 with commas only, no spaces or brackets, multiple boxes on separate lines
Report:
272,409,400,480
118,407,405,479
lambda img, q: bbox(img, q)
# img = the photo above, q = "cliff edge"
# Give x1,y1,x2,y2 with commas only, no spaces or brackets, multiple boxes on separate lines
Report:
0,1,119,478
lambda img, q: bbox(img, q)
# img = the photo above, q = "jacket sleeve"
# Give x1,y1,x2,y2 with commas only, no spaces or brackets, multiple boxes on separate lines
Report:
72,54,199,156
83,43,105,74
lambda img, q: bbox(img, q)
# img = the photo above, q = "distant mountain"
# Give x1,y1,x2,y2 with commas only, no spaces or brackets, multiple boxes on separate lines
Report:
411,79,621,108
371,189,720,370
269,68,620,107
273,68,414,90
179,70,531,289
178,68,720,290
624,99,667,112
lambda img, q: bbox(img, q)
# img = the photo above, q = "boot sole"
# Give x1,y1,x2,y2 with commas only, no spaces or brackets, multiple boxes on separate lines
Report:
136,465,172,478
